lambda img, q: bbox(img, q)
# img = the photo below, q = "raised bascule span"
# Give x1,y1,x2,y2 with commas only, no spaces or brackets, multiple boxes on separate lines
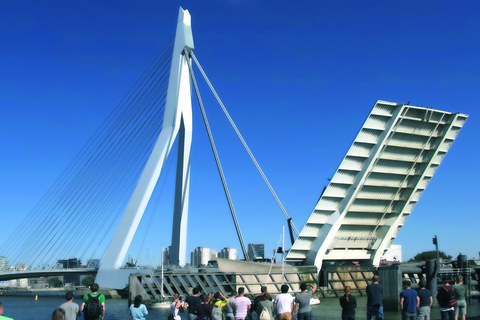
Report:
286,101,468,269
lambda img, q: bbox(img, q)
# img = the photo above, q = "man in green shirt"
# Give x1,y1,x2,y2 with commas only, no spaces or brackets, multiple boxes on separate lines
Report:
81,283,106,320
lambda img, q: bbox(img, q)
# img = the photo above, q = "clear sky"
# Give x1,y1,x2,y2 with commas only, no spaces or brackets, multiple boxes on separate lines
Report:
0,0,479,266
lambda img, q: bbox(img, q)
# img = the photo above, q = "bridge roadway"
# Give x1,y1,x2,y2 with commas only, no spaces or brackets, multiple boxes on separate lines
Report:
0,268,97,281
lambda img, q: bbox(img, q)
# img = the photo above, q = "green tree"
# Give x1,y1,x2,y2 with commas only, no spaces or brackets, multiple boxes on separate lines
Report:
408,250,452,262
48,277,63,288
82,276,95,287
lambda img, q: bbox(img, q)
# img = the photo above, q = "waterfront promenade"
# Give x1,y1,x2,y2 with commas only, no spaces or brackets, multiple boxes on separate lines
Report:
0,295,479,320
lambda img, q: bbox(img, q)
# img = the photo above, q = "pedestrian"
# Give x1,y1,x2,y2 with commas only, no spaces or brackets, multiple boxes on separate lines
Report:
81,283,106,320
437,278,455,320
211,292,229,320
60,291,80,320
200,293,213,320
366,275,383,320
454,276,467,320
170,294,183,320
400,280,418,320
225,291,237,320
295,282,317,320
186,287,204,320
129,295,148,320
0,302,14,320
417,280,432,320
233,287,251,320
339,285,356,320
274,284,294,320
252,286,274,320
51,308,66,320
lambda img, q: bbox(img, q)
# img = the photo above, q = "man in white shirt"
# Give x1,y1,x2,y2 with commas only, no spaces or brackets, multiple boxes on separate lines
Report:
274,284,294,320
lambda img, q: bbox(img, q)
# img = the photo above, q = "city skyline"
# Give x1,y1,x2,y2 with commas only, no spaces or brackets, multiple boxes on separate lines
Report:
0,1,479,267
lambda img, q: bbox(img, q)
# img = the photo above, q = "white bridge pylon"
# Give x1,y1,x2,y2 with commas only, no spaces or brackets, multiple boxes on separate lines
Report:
96,8,194,289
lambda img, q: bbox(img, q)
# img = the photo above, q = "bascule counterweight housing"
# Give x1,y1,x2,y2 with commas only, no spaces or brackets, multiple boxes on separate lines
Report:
286,100,468,269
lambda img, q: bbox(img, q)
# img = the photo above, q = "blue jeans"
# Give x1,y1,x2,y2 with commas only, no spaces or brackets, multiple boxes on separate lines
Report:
367,305,383,320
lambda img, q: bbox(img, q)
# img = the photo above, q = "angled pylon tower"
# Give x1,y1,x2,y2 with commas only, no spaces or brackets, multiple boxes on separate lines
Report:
286,101,468,270
96,8,194,289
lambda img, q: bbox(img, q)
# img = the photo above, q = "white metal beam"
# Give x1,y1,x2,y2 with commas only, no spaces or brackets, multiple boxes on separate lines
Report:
96,7,194,289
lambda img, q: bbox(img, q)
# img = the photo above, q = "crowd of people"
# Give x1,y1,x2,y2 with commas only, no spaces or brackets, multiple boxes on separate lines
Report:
179,282,317,320
0,275,470,320
363,274,468,320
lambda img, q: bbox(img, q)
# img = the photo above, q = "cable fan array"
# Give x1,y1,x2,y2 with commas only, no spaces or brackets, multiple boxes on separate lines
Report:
1,40,174,269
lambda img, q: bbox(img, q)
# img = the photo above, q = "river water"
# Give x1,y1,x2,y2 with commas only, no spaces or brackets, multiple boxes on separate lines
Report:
0,295,479,320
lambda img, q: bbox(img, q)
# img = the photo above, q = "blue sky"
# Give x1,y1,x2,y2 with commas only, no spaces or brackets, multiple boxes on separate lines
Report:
0,1,479,266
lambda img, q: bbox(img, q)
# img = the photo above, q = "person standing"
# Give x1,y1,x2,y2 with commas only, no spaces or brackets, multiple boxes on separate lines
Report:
170,294,182,320
60,291,80,320
81,283,105,320
225,291,237,320
252,286,274,320
211,292,229,320
437,278,455,320
295,282,317,320
339,286,357,320
417,280,432,320
186,287,204,320
200,293,213,320
400,280,418,320
233,287,251,320
454,276,467,320
0,302,14,320
129,295,148,320
274,284,294,320
366,275,383,320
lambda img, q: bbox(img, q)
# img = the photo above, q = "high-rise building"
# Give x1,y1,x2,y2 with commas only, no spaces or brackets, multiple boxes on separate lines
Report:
210,250,218,260
57,258,82,285
190,247,211,267
248,243,265,260
219,247,237,260
0,256,8,271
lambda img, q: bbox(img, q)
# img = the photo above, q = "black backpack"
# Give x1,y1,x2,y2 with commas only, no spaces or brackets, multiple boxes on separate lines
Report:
85,294,103,318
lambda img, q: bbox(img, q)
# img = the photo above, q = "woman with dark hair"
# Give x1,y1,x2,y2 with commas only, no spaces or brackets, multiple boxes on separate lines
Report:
51,308,66,320
129,295,148,320
199,293,213,320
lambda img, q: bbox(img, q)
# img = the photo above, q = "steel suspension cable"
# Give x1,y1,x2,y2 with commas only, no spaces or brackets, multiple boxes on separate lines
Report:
184,49,249,261
190,52,299,237
7,43,173,267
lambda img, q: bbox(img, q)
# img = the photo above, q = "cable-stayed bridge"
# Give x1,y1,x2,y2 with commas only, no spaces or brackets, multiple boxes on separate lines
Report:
0,8,468,290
